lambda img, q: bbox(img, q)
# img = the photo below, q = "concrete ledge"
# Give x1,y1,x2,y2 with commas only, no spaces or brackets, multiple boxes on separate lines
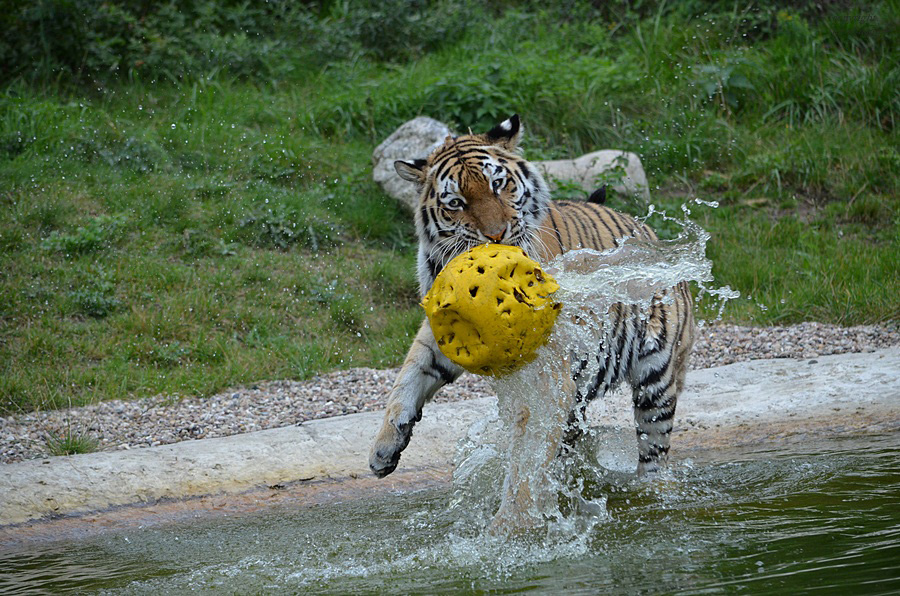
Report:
1,348,898,528
0,398,495,527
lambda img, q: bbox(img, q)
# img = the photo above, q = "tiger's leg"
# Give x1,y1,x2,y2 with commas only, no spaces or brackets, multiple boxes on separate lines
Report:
369,319,462,478
632,298,693,475
562,305,632,449
632,375,678,475
562,355,604,447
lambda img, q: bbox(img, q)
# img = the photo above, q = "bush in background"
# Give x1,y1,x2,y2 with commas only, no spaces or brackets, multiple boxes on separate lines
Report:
0,0,474,85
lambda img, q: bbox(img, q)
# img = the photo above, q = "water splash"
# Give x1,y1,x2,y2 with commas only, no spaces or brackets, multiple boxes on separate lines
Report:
452,207,740,538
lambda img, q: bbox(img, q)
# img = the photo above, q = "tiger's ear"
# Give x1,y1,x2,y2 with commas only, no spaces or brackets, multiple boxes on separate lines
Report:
394,159,428,184
485,114,522,151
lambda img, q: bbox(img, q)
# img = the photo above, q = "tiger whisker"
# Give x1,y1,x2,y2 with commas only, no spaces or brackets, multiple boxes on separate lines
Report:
521,222,555,261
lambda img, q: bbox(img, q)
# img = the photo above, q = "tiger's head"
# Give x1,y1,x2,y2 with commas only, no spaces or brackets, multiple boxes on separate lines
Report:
394,114,552,294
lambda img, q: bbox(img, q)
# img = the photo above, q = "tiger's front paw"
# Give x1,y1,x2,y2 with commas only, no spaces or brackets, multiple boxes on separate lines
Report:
369,412,417,478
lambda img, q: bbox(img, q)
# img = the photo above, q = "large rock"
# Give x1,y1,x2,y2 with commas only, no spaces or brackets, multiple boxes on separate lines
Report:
535,150,650,201
373,118,652,210
372,117,453,211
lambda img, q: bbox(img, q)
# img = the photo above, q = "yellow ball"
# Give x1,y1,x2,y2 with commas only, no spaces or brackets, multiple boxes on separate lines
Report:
422,244,561,376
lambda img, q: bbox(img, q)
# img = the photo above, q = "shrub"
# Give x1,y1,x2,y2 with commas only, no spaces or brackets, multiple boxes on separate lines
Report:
0,0,475,86
0,0,304,84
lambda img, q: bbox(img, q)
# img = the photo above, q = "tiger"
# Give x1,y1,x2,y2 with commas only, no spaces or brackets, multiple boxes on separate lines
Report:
369,114,694,483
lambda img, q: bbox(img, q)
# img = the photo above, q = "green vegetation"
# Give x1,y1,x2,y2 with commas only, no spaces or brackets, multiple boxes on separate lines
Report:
45,426,99,456
1,1,897,413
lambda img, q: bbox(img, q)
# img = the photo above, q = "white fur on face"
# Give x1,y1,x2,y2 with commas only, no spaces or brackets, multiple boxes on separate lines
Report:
435,178,464,210
481,157,507,191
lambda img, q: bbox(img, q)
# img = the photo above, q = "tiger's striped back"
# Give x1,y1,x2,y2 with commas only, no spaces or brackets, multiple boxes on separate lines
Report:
537,200,657,259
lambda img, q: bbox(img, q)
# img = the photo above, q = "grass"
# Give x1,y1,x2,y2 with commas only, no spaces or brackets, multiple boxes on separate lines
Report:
669,196,898,324
45,426,99,456
0,1,897,414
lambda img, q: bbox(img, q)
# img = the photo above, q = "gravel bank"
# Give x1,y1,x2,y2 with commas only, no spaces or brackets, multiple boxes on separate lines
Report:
2,322,897,464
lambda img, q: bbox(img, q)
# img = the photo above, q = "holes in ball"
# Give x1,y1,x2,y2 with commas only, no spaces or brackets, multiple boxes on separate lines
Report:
512,288,529,304
469,286,479,298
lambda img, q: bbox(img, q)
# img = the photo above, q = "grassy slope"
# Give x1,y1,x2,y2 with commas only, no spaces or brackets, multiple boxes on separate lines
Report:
1,3,897,412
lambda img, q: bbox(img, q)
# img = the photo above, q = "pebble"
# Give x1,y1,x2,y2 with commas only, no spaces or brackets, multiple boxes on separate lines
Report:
1,321,897,464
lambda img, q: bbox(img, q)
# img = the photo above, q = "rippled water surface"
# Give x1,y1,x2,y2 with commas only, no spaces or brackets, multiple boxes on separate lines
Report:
2,433,898,594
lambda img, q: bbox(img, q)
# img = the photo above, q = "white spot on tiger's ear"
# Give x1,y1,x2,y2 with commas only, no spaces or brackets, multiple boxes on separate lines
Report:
485,115,522,151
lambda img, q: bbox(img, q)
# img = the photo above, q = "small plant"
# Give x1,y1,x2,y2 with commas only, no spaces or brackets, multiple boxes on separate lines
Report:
69,284,121,318
67,266,121,318
305,280,369,333
96,136,167,173
238,206,338,251
549,177,588,201
148,341,194,368
329,294,367,333
693,60,755,113
180,228,238,257
21,199,71,233
593,154,631,192
215,239,238,257
41,214,126,256
700,171,731,192
46,427,99,456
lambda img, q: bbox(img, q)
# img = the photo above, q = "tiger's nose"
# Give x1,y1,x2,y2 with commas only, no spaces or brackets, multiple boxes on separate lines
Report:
483,225,507,242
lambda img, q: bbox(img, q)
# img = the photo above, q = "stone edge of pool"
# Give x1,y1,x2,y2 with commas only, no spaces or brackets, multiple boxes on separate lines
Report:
1,348,898,534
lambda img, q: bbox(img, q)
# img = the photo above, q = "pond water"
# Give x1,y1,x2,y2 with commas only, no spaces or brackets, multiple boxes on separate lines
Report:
2,433,898,594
